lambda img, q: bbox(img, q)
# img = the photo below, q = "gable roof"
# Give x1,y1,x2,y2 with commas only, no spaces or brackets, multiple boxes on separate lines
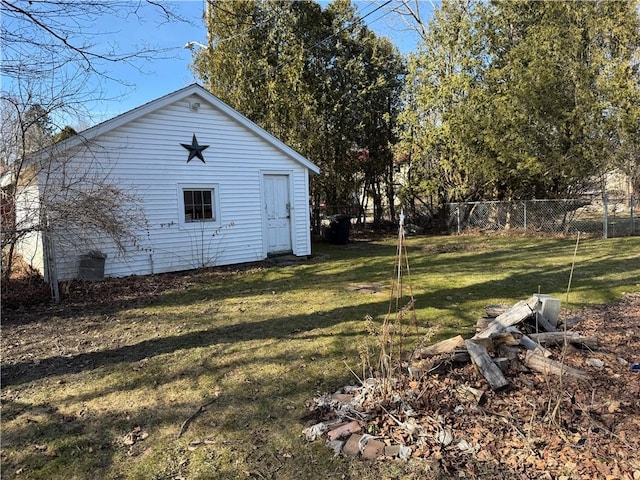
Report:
54,83,320,174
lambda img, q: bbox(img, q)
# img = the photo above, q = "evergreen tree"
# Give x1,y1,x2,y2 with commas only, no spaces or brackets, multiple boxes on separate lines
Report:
398,0,640,217
193,0,404,224
397,0,487,214
481,0,640,199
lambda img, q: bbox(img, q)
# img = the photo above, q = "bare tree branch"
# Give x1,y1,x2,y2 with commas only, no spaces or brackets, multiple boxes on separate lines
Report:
1,1,187,290
1,0,189,80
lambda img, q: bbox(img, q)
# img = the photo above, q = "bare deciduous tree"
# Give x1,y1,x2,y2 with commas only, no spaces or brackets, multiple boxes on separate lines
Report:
1,1,188,297
1,0,183,80
0,87,147,296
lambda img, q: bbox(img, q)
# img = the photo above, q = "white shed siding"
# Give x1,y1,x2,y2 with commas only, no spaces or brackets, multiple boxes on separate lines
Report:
48,92,315,281
294,169,312,255
14,185,45,273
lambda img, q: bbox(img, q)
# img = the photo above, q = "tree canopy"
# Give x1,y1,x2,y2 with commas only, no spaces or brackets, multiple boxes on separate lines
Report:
399,0,640,211
195,0,639,227
2,0,638,240
192,0,405,225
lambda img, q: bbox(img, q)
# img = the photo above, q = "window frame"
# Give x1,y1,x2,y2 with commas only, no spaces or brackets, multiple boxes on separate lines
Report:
177,184,220,228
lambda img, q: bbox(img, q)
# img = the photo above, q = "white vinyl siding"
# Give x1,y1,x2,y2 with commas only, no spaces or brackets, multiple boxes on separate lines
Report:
46,91,315,280
13,185,45,274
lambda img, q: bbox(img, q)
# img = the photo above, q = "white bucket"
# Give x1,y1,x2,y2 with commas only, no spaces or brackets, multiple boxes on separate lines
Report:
534,294,561,327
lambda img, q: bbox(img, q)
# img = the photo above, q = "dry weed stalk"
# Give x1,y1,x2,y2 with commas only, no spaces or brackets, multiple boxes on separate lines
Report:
359,211,419,403
545,233,581,426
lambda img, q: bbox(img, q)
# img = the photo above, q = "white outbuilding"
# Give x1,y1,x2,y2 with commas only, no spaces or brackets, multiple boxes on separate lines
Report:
15,84,319,282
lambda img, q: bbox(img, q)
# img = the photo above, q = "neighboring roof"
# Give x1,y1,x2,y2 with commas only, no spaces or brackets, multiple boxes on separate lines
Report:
52,83,320,174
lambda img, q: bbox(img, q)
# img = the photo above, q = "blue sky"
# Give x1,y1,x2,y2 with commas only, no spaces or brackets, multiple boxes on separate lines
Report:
85,0,426,125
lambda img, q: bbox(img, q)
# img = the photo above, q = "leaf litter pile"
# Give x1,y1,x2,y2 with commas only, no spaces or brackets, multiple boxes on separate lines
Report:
302,292,640,479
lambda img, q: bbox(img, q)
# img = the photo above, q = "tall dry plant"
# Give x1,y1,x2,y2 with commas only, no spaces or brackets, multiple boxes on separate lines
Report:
360,211,419,403
545,233,581,425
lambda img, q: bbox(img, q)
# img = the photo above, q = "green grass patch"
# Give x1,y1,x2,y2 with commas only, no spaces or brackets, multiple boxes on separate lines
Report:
1,234,639,479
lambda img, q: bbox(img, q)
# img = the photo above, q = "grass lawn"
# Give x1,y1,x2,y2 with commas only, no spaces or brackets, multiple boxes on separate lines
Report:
2,234,639,479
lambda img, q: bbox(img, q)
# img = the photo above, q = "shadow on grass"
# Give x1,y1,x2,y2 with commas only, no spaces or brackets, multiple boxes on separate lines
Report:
0,240,396,326
0,337,362,479
0,237,589,326
4,238,639,387
2,237,639,479
1,398,118,478
0,296,382,387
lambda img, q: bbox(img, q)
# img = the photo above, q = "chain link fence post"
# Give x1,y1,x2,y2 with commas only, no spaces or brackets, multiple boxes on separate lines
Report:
603,193,609,239
631,195,636,236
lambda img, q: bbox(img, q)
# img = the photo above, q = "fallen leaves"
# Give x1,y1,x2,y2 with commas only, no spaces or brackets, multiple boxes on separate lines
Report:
302,293,640,479
122,426,149,456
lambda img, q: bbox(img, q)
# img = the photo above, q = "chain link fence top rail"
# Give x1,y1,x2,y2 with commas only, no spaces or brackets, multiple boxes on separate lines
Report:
446,198,637,238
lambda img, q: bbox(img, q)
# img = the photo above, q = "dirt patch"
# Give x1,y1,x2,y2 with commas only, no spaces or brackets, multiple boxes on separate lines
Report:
303,293,640,478
0,264,269,386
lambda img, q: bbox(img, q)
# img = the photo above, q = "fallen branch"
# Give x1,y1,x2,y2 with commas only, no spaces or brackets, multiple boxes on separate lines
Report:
177,395,219,439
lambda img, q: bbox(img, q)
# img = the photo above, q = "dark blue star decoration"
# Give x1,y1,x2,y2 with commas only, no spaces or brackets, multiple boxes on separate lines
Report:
181,134,209,163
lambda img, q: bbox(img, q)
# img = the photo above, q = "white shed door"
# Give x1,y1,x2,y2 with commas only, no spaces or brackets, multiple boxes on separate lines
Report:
264,174,292,254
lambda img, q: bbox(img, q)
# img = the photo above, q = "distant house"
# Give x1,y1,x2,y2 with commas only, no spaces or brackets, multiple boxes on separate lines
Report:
14,84,319,282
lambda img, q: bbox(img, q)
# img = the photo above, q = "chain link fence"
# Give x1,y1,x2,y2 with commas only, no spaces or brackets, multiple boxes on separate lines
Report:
446,197,637,238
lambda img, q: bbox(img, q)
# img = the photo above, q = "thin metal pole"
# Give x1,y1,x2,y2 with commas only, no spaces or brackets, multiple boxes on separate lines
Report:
631,196,635,235
603,192,609,239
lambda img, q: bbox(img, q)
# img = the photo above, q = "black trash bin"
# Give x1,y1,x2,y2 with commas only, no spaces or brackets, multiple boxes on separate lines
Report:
325,214,351,244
